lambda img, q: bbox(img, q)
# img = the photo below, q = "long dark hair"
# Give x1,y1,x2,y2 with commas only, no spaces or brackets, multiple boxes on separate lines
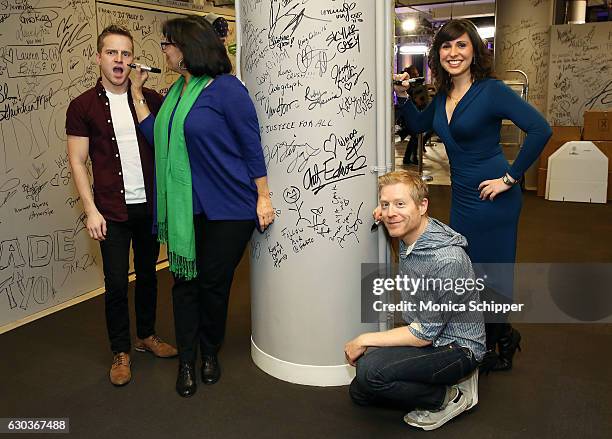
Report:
162,17,231,77
428,19,494,94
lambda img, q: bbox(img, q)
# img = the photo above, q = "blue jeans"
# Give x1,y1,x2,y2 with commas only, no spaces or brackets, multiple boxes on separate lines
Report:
349,343,478,411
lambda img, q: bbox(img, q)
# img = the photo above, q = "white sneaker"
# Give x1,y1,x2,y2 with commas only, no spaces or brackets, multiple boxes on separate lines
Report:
403,386,468,431
457,369,479,410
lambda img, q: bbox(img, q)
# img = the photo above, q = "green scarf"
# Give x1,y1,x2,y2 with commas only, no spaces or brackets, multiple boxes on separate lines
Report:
154,75,211,280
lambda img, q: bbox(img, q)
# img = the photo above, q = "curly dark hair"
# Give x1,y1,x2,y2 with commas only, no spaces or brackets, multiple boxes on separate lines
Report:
162,17,231,77
428,19,494,94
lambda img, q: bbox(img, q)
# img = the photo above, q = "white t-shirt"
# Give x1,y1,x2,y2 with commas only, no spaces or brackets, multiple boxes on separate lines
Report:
106,90,146,204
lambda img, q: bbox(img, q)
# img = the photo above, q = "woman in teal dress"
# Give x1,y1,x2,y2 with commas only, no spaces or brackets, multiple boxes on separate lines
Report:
395,19,552,372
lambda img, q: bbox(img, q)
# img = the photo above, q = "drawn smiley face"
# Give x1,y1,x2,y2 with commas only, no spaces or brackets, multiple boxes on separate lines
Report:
283,186,301,204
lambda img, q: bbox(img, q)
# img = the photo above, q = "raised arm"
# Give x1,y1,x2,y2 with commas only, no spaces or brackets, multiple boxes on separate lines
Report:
393,73,436,134
397,97,436,134
130,68,152,123
130,67,156,146
67,135,106,241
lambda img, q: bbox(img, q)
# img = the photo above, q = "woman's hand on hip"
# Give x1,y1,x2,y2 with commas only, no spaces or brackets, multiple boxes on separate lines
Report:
257,195,275,231
478,177,512,200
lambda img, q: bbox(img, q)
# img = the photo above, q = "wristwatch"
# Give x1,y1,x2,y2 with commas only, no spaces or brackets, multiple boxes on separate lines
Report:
135,98,147,105
502,174,517,186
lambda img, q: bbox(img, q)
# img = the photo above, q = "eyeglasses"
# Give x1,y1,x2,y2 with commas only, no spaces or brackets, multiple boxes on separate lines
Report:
160,41,175,50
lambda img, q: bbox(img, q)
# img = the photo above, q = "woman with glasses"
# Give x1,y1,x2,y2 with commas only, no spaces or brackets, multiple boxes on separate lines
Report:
393,19,552,374
130,17,274,397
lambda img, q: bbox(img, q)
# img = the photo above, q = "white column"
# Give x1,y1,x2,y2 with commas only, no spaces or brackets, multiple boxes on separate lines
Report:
237,0,393,386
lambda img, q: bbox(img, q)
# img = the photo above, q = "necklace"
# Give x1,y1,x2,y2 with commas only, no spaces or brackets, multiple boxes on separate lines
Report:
448,94,461,107
448,81,473,107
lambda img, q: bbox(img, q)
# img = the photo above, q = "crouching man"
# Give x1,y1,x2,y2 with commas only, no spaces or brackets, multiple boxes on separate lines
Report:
345,170,485,431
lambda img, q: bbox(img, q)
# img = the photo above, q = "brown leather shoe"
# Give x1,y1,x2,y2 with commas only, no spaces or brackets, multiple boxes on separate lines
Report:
110,352,131,386
134,335,178,358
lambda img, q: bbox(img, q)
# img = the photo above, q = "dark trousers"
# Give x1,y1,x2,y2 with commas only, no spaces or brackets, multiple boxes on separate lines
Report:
99,203,160,353
402,131,433,164
172,214,255,363
403,132,419,163
349,343,477,411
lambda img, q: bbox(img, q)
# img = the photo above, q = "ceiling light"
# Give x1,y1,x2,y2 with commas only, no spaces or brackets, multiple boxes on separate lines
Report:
477,26,495,39
399,45,429,55
402,18,417,32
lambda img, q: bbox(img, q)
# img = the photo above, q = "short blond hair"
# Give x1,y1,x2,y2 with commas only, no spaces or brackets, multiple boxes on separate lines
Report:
378,170,429,205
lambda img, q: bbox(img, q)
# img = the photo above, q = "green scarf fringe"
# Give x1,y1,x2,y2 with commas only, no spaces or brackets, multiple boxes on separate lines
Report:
157,221,196,279
157,220,168,243
168,251,198,281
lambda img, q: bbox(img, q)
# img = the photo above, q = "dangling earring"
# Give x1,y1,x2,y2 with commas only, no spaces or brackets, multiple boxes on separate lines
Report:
472,54,476,65
178,58,186,70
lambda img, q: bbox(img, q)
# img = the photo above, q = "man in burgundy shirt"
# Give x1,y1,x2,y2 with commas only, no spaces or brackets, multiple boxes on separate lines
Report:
66,25,176,387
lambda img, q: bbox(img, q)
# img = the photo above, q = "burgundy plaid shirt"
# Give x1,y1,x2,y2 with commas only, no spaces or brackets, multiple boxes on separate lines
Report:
66,78,162,222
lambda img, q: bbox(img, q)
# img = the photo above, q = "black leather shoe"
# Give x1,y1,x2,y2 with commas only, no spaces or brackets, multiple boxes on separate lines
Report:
201,354,220,385
176,362,197,397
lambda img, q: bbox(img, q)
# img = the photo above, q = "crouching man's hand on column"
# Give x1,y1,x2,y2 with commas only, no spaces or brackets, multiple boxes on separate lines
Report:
345,336,367,366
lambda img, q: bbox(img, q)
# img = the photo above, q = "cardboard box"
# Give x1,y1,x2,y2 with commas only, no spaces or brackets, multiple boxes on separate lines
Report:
552,125,583,141
594,142,612,201
593,141,612,170
539,140,565,169
583,111,612,141
537,167,547,197
538,126,582,169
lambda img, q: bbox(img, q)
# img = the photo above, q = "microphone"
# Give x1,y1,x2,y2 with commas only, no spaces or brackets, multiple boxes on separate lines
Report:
128,63,161,73
393,77,425,86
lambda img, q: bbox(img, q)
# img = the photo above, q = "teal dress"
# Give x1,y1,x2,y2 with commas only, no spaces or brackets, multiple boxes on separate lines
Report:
399,79,552,295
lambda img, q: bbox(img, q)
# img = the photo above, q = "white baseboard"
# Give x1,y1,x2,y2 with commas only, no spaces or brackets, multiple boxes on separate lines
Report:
250,336,355,387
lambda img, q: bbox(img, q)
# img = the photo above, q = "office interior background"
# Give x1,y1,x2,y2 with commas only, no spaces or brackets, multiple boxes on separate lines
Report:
0,0,611,438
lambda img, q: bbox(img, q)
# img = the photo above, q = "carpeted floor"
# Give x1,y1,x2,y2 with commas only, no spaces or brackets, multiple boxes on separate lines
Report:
1,186,610,439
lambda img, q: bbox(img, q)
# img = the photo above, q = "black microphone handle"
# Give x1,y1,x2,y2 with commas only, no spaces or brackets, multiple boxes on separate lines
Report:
128,63,161,73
